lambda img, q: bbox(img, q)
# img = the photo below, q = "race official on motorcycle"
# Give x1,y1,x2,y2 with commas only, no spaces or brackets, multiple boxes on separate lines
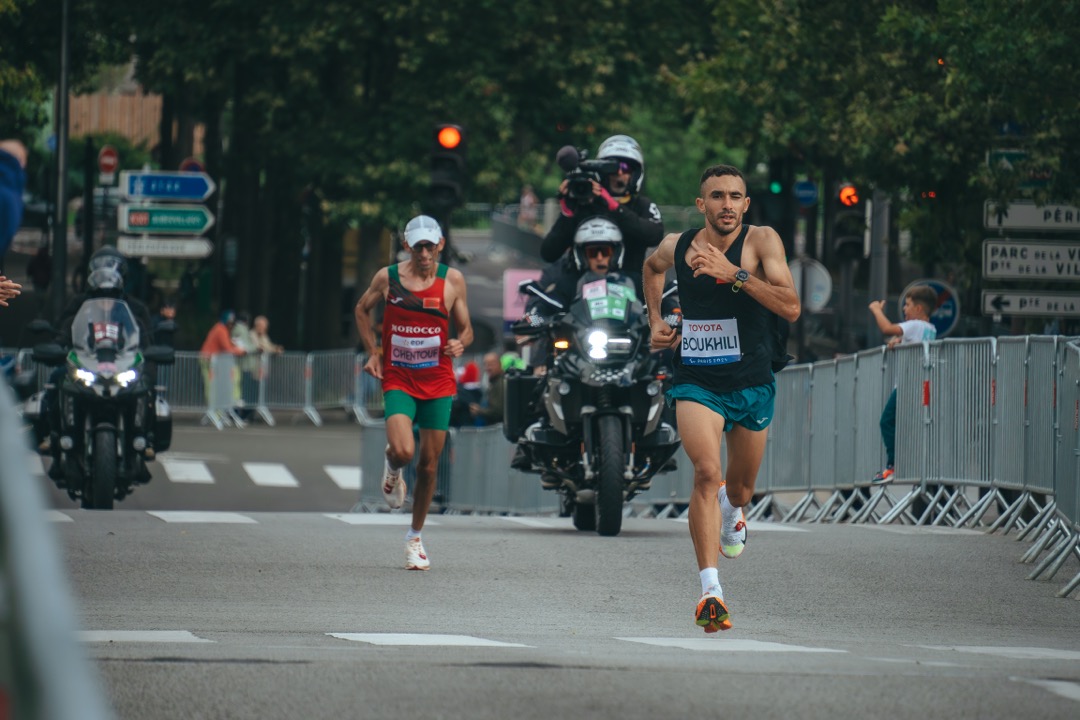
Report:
39,247,156,478
539,134,663,298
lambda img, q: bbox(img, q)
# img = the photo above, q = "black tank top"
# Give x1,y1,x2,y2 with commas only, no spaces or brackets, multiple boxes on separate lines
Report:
672,226,774,392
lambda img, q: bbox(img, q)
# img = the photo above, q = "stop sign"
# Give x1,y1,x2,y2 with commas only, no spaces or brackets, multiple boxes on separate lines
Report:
98,145,119,174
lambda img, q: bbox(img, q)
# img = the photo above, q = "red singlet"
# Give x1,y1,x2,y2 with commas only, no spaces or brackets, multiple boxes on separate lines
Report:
380,263,455,399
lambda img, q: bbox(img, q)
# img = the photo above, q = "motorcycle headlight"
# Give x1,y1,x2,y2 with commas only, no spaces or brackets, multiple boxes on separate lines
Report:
586,330,609,359
583,328,633,360
116,369,139,387
74,368,96,386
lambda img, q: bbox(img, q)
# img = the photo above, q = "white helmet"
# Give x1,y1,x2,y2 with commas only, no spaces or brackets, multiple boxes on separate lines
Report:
572,217,625,271
597,134,645,194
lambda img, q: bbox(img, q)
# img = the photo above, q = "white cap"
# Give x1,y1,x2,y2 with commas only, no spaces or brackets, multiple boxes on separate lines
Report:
404,215,443,247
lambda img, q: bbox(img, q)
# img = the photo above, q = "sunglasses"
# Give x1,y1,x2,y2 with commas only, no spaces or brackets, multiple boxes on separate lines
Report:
585,245,613,259
616,161,632,174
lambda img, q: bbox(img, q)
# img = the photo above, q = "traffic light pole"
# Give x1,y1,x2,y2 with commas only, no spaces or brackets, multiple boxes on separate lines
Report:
867,188,891,347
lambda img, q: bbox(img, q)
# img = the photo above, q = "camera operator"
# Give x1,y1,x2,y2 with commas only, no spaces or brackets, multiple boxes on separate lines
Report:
539,135,663,297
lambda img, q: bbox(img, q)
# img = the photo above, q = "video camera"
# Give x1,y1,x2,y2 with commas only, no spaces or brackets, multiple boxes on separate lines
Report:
556,146,620,205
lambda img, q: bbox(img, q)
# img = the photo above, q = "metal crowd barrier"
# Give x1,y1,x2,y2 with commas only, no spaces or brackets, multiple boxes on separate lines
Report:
7,335,1080,595
0,378,113,719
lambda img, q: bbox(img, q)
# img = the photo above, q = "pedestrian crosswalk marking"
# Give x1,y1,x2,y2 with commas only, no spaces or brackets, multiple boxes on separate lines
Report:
921,645,1080,661
617,638,846,653
243,462,299,487
325,465,361,490
147,511,257,523
502,517,559,529
324,514,436,525
327,633,530,648
1020,679,1080,703
78,631,213,643
160,458,214,484
45,510,73,522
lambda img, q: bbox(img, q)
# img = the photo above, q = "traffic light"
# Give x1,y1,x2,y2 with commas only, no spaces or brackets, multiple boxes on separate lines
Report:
833,182,867,261
768,157,785,196
428,123,467,212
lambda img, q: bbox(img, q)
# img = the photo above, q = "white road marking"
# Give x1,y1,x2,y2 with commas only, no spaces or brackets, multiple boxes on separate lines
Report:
502,517,558,528
325,465,362,490
668,519,808,532
617,638,846,653
324,514,436,525
327,633,530,648
851,525,983,536
921,645,1080,661
160,459,214,484
243,462,299,487
45,510,73,522
147,511,257,524
1018,678,1080,703
78,630,213,643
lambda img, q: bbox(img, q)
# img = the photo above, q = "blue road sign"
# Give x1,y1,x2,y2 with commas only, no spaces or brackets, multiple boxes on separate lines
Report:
794,180,818,207
120,171,216,201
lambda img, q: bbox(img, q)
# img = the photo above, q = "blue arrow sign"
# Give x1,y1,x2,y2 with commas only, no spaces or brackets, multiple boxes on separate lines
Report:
119,171,216,201
793,180,818,207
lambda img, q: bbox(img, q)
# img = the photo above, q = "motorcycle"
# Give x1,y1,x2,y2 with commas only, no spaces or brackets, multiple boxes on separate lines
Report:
26,298,174,509
505,274,681,536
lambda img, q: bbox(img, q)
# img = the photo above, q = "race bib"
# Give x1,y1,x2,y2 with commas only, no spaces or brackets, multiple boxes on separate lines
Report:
681,318,742,365
389,333,441,369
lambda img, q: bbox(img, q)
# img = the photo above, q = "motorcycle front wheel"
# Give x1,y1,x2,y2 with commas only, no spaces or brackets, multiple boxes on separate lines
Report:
595,414,625,537
90,428,117,510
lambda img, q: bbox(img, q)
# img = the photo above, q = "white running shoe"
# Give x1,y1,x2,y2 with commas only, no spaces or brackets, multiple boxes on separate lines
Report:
405,537,430,571
719,487,747,559
382,458,405,509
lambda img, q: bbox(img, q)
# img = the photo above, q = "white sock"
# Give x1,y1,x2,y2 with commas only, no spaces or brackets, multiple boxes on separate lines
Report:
384,456,400,477
720,487,739,528
405,529,421,542
699,568,720,596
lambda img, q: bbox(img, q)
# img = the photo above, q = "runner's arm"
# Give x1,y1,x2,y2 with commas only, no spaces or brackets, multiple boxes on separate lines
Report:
744,227,800,323
445,269,473,357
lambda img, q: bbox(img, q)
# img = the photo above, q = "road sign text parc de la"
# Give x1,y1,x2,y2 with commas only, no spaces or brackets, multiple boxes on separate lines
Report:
983,240,1080,281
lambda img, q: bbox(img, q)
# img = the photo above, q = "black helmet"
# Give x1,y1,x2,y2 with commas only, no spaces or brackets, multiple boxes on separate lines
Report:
87,246,128,282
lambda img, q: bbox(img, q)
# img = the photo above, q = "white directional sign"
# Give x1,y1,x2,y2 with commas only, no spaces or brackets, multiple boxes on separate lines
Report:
981,290,1080,318
984,201,1080,232
118,235,214,259
983,240,1080,281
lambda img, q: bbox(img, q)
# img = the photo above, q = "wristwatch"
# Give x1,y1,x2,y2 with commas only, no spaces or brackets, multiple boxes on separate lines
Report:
732,268,749,293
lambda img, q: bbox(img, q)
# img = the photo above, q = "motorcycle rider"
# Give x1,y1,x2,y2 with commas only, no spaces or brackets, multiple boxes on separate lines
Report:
538,134,663,301
39,247,157,480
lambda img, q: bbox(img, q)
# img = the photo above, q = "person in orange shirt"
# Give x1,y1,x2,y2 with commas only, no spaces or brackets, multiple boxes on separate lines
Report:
200,310,246,414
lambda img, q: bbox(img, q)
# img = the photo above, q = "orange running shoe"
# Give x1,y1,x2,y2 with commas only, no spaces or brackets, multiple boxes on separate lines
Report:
695,592,732,633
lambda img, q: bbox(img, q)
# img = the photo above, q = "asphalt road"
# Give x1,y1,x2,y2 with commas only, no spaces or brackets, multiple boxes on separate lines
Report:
54,509,1080,720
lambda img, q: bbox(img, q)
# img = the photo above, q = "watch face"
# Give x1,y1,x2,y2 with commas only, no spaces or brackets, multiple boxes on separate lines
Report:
735,269,749,282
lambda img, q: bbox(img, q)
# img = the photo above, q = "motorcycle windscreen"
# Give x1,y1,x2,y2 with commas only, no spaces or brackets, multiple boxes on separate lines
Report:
580,278,637,322
71,298,141,359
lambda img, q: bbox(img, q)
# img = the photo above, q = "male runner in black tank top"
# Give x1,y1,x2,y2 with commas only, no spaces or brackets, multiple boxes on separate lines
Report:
642,164,800,632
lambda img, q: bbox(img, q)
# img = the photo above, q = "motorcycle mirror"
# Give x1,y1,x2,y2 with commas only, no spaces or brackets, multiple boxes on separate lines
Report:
32,342,67,366
144,345,176,366
517,279,540,294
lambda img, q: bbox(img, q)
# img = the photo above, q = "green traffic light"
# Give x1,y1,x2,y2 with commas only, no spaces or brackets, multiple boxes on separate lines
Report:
769,181,782,194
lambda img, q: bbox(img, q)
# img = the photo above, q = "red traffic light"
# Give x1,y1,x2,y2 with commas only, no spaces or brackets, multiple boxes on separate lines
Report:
838,184,860,207
436,125,462,150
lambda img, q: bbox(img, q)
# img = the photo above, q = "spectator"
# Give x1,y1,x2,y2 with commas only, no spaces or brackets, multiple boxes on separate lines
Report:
200,310,246,414
450,360,482,428
0,138,27,259
250,315,284,355
469,352,505,426
231,312,258,419
518,184,539,231
868,286,938,485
